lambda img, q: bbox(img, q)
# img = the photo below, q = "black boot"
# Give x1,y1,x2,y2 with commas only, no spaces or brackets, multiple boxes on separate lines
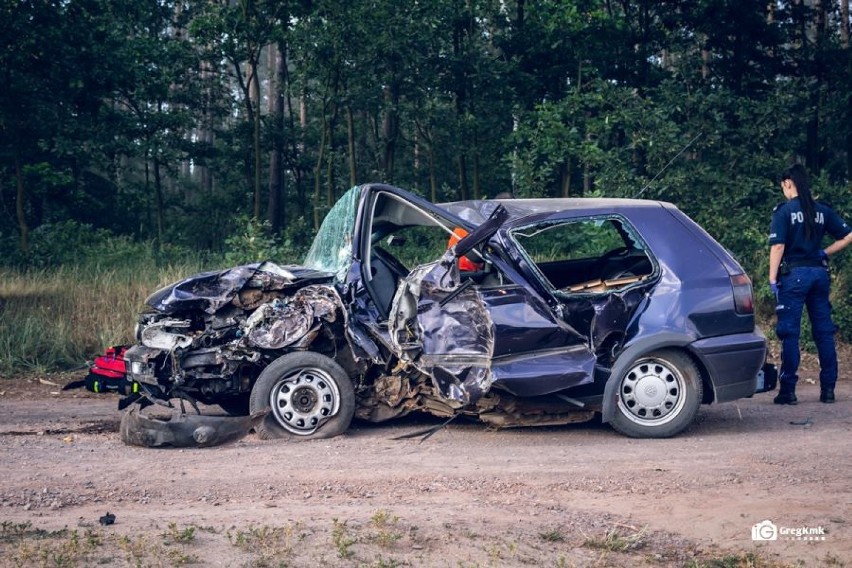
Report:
774,385,798,405
820,387,835,403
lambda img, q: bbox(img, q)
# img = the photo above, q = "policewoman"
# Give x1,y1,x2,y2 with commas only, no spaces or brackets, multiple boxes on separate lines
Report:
768,164,852,405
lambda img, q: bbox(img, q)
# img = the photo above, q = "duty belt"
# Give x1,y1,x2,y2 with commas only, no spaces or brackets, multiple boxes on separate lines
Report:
784,259,825,269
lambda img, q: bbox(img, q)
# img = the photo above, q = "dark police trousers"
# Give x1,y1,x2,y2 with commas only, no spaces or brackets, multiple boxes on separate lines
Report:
775,266,837,390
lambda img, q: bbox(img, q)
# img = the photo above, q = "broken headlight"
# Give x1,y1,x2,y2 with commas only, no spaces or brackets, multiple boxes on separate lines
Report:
124,345,159,385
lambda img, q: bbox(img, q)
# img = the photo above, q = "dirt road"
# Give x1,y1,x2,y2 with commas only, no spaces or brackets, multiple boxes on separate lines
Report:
0,368,849,567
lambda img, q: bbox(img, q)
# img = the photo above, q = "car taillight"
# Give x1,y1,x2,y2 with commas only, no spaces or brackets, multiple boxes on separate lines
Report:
731,273,753,314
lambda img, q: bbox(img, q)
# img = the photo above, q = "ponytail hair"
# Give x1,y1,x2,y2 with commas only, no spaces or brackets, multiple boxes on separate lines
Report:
781,164,817,239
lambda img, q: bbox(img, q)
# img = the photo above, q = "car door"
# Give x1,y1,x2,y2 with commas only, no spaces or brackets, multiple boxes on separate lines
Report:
386,202,598,408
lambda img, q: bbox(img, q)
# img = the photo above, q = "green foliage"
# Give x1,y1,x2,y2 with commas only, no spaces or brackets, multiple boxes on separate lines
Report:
513,218,629,264
511,72,851,340
223,215,310,266
369,509,402,548
331,518,356,559
3,220,146,269
223,215,282,265
1,0,851,362
1,517,788,568
163,523,196,544
227,522,304,564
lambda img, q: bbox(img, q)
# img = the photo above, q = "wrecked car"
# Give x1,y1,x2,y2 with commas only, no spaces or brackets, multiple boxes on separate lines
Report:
123,183,768,439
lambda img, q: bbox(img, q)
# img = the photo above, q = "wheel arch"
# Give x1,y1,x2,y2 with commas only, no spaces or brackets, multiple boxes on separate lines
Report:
600,333,699,424
685,348,715,404
285,319,364,377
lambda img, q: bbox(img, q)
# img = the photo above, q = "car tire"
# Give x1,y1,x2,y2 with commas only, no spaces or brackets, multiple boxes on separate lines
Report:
609,349,702,438
250,352,354,441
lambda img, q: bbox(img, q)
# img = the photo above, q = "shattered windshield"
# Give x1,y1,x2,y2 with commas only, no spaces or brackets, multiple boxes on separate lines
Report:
303,186,361,281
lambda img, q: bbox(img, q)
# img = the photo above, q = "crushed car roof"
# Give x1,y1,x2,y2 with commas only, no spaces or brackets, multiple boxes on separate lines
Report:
441,197,672,224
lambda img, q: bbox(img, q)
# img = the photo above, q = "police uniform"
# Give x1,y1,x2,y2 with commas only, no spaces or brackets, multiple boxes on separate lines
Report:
769,198,851,400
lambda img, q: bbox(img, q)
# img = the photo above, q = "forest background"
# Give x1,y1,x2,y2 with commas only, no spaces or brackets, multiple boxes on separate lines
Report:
1,0,850,375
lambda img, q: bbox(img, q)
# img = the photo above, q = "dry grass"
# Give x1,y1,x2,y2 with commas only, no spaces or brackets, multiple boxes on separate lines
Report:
0,263,205,376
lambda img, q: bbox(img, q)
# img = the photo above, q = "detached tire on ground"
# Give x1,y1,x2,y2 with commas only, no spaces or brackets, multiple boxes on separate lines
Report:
250,351,355,440
610,349,702,438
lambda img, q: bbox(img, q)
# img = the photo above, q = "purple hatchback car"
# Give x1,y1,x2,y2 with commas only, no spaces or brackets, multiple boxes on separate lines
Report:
124,184,768,440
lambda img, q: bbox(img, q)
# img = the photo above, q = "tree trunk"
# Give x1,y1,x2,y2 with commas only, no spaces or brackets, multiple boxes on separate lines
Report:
154,155,165,250
249,58,262,219
14,148,29,254
326,125,334,209
313,114,328,230
143,152,156,252
583,139,592,197
429,144,437,202
452,9,470,201
297,91,308,212
560,159,572,198
268,42,284,234
844,0,851,178
201,127,213,196
381,85,399,179
806,0,825,173
199,60,214,197
472,151,480,200
283,58,303,218
413,128,420,191
457,154,468,200
234,60,256,208
347,106,357,186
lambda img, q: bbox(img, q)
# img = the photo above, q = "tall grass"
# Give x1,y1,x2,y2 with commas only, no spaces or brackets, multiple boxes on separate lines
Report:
0,216,311,377
0,261,205,377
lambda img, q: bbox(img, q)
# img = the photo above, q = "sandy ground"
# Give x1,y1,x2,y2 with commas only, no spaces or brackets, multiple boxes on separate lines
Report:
0,357,849,567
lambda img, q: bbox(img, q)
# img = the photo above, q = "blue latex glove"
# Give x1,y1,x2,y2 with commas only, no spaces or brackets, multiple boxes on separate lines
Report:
820,249,829,263
770,281,779,300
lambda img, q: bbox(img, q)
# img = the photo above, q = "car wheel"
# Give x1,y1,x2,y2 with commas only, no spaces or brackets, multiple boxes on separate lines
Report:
610,349,702,438
250,352,354,440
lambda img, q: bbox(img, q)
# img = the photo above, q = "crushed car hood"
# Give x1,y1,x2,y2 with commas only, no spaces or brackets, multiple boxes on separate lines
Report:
144,262,334,315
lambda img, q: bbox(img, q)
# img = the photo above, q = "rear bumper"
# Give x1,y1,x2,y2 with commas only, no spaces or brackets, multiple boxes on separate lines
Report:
689,331,767,403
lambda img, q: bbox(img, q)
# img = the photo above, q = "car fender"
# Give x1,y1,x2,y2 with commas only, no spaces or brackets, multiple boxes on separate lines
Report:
600,332,694,423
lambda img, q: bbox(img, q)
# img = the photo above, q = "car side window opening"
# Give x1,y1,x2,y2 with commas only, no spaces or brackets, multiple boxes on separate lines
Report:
362,192,456,317
364,193,510,317
376,225,455,271
511,217,654,294
365,192,454,264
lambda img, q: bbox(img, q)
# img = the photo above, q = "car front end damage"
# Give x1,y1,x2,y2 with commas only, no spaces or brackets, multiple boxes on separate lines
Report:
123,262,349,412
